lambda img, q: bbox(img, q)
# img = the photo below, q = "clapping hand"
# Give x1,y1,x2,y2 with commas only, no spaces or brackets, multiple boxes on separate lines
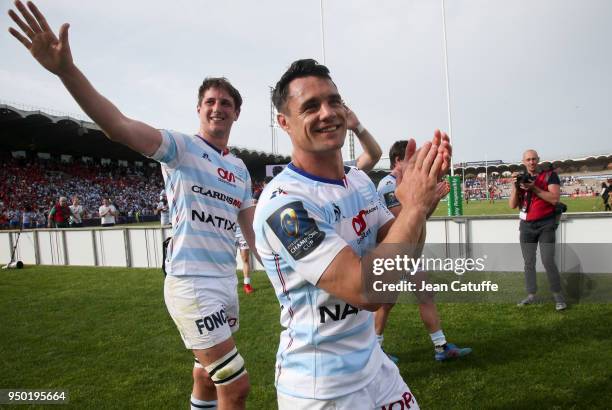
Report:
394,130,452,216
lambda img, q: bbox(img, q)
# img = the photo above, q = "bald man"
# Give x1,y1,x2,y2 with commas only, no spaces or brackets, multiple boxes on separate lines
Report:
509,150,566,311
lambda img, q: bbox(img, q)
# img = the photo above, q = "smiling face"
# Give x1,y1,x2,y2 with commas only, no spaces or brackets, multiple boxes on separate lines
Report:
522,150,539,174
197,86,240,142
277,76,347,154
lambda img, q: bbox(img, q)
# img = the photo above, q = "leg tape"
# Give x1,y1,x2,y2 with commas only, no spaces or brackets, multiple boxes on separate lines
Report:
204,347,246,385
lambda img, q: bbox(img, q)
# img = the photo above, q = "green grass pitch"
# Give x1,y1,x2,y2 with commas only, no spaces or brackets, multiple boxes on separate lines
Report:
1,266,611,409
121,197,607,228
430,196,605,217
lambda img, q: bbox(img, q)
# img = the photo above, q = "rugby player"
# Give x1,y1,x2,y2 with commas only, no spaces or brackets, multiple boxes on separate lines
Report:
9,2,255,408
254,59,451,408
235,224,253,294
377,140,472,361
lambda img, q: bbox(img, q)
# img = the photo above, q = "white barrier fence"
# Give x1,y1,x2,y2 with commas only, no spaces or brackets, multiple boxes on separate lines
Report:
1,214,611,272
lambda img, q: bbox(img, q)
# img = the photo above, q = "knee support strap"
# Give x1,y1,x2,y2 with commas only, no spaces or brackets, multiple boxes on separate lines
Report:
194,357,204,369
204,347,246,385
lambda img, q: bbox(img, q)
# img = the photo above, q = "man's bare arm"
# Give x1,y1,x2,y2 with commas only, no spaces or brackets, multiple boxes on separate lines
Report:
344,105,382,172
354,127,382,172
318,206,428,311
59,66,162,156
238,207,261,263
529,183,560,205
509,173,521,209
8,1,161,156
513,176,560,207
317,137,448,310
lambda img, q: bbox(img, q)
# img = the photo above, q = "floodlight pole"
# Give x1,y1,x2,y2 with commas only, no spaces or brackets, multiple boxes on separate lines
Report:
485,157,489,199
320,0,327,65
319,0,354,161
319,0,355,162
441,0,455,176
269,86,278,154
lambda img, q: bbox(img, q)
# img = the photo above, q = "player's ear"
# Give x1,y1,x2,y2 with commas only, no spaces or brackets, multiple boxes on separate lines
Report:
277,113,289,132
234,108,240,121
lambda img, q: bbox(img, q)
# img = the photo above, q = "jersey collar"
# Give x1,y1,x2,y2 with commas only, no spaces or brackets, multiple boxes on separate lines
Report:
287,163,349,187
195,134,230,156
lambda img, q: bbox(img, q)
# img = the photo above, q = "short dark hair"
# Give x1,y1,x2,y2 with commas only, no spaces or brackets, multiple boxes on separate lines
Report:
389,140,408,168
272,59,333,113
198,77,242,111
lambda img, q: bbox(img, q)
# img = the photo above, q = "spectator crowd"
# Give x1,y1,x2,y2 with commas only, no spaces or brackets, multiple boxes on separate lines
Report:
0,154,164,229
462,173,607,201
1,152,608,230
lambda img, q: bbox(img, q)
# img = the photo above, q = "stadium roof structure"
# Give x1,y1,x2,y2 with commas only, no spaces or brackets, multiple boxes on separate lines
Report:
453,155,612,175
0,103,290,175
366,153,612,185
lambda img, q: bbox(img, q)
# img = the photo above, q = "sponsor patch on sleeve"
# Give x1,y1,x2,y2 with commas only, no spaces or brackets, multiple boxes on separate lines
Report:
383,191,400,208
266,201,326,260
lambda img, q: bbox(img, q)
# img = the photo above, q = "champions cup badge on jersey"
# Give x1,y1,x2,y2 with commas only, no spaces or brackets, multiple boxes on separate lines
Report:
267,201,325,260
280,208,299,237
384,191,400,208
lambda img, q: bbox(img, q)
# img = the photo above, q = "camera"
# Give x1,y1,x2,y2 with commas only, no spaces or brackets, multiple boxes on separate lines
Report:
515,173,534,186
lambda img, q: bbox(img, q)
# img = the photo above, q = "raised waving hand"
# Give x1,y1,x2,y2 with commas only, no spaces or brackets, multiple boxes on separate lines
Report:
9,1,73,75
8,0,162,156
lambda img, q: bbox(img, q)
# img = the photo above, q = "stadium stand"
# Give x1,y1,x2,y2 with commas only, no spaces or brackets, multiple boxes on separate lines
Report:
459,172,612,201
2,103,610,228
0,103,289,228
0,152,164,225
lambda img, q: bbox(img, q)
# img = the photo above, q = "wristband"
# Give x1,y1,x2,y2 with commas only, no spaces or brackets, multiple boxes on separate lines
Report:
355,123,365,136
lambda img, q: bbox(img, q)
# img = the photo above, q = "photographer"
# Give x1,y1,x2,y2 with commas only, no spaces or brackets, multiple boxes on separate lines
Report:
601,181,611,211
509,150,566,311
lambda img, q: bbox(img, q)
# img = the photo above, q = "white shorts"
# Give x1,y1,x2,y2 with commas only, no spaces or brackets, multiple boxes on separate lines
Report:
277,356,418,410
164,275,239,350
236,237,249,250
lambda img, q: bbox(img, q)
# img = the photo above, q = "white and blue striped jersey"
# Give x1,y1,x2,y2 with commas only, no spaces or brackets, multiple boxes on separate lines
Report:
150,130,254,277
253,163,394,399
377,173,400,209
